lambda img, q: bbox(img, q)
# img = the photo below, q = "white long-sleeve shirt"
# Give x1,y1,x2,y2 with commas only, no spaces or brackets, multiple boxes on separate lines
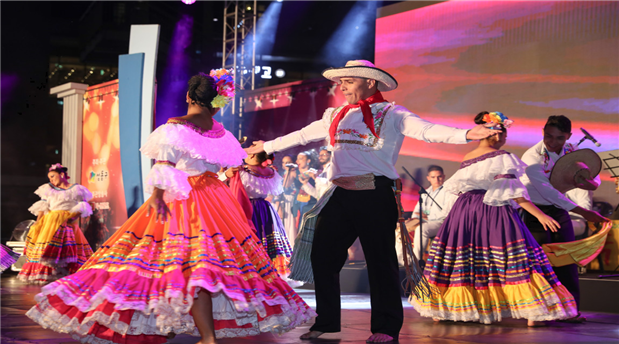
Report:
520,140,600,211
566,188,593,220
302,162,332,199
411,185,447,222
264,102,469,181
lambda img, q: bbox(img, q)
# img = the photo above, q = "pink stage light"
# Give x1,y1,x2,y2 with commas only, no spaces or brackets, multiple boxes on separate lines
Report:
182,0,196,5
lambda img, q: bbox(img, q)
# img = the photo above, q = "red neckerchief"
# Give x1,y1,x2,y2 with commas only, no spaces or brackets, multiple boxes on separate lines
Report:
329,91,387,146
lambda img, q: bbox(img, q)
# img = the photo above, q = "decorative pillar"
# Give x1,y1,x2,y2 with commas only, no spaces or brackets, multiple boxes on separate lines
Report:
50,82,88,184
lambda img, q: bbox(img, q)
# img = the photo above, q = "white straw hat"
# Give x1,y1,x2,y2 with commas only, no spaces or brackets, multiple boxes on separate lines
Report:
549,149,602,193
322,60,398,92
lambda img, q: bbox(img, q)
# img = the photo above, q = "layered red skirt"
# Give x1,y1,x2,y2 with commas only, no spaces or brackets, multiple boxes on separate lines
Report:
26,172,315,343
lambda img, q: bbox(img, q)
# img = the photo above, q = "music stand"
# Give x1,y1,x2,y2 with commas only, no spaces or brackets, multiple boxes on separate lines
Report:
596,149,619,279
402,167,443,267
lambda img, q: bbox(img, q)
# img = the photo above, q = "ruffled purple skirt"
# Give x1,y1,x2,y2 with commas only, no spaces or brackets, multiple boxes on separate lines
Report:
251,198,293,276
410,190,578,323
1,243,19,273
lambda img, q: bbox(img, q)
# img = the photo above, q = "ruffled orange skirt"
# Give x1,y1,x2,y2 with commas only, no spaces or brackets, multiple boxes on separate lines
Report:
26,172,315,344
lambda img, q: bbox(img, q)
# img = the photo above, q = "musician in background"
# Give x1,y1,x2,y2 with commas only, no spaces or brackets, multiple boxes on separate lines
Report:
275,155,298,244
406,165,450,262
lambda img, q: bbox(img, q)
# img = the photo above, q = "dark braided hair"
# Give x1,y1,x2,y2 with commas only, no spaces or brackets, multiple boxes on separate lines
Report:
187,73,218,109
255,151,275,165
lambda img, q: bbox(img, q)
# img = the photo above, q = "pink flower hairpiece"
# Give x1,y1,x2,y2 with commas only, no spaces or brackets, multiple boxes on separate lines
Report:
49,163,64,172
209,68,235,108
261,159,273,167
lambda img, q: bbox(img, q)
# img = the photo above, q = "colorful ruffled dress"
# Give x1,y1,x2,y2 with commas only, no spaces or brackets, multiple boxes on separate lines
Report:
233,165,294,279
1,243,20,273
18,183,93,284
410,150,578,323
26,118,315,344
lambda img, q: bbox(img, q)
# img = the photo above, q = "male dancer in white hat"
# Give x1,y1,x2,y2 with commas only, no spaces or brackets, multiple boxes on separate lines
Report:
246,60,501,343
520,115,609,322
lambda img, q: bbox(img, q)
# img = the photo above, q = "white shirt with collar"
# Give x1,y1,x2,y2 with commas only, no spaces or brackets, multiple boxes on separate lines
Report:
264,102,469,181
520,140,600,211
411,185,447,222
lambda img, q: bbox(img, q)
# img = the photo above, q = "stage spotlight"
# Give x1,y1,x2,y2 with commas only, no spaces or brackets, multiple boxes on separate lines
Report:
275,69,285,78
319,1,380,65
182,0,196,5
252,1,282,56
277,0,283,2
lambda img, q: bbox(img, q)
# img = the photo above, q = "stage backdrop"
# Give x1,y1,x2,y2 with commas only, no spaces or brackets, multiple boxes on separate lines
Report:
81,80,128,249
376,0,619,207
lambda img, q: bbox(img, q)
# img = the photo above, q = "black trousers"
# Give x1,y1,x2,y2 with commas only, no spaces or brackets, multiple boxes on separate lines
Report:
309,176,402,338
521,205,580,310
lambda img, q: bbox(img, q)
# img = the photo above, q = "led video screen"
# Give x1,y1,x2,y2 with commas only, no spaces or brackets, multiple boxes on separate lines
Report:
376,0,618,207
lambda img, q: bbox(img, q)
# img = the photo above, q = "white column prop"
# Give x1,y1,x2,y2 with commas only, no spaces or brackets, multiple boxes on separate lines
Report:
50,82,88,184
128,24,160,201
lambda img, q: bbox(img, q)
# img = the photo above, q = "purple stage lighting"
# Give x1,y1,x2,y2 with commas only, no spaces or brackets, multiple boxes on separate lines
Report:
182,0,196,5
156,14,194,127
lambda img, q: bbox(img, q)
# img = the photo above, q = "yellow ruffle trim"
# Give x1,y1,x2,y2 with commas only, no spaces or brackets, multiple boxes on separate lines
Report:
410,272,578,323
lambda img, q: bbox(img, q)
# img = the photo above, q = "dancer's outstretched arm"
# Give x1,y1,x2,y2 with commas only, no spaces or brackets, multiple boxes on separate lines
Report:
246,118,328,155
398,107,501,143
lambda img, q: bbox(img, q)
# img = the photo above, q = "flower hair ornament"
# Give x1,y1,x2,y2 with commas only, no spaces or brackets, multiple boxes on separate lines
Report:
483,111,514,129
209,68,235,108
49,163,70,178
261,159,273,168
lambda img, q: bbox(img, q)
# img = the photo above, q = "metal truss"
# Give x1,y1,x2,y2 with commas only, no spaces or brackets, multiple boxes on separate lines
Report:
222,0,257,139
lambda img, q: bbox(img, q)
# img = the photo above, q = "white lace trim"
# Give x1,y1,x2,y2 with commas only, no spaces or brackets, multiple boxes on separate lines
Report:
140,123,247,169
34,184,93,203
69,201,93,217
240,169,284,198
28,200,50,216
28,283,316,340
144,163,192,203
444,152,529,197
34,275,316,330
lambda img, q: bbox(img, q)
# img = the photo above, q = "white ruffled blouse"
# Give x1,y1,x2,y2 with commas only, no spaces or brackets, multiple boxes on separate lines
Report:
139,119,247,203
239,166,284,199
443,150,530,207
28,183,93,218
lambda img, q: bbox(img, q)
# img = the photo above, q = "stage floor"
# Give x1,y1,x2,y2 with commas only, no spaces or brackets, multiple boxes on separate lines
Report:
2,272,618,344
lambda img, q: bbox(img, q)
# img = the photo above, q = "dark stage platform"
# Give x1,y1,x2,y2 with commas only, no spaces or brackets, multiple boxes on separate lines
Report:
300,264,619,314
2,272,619,344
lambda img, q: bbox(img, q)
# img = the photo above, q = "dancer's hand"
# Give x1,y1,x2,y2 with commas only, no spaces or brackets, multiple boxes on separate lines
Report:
466,123,503,140
537,214,560,232
147,188,171,223
244,141,265,154
299,174,309,184
225,167,240,178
